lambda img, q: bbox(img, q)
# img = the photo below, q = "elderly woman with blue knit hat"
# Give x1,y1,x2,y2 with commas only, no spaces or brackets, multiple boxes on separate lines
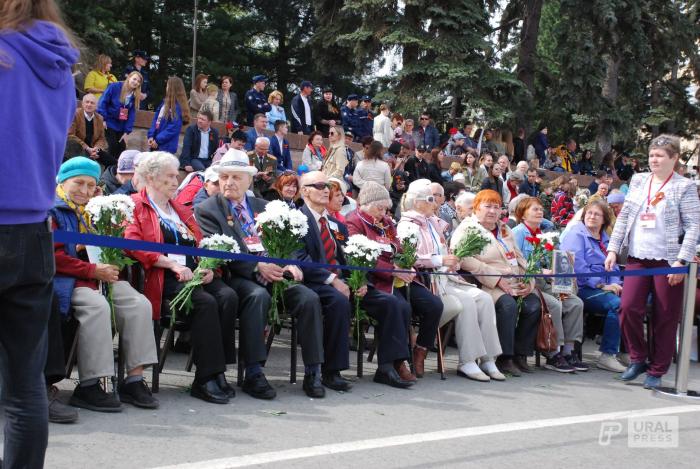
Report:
51,157,158,413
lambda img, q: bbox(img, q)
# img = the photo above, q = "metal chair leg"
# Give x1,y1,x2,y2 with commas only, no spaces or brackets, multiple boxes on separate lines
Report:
436,329,446,380
185,349,194,372
158,327,175,373
357,325,365,378
152,321,162,393
290,315,297,384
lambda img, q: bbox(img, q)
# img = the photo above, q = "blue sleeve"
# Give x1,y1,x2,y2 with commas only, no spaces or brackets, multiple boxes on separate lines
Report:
147,103,161,138
511,225,528,258
155,107,183,146
97,83,114,120
541,218,555,231
244,130,255,152
180,127,194,166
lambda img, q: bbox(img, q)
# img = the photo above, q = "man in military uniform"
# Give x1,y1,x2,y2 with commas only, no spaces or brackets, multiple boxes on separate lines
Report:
124,50,150,109
244,75,272,126
247,136,277,198
340,94,360,139
356,95,374,141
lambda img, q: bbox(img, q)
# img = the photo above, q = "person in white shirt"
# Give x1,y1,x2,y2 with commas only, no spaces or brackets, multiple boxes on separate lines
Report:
372,104,393,147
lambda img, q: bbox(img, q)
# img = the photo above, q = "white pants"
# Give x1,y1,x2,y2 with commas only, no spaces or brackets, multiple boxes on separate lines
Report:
71,281,157,381
440,282,502,364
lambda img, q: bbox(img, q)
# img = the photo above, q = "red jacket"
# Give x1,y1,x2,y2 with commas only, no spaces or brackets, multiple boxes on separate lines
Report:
125,188,203,320
344,210,399,294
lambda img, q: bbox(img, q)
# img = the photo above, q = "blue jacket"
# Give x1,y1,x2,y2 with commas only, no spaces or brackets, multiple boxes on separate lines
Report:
290,94,314,134
49,198,80,316
356,108,373,139
244,128,266,152
266,105,287,130
559,222,621,289
97,81,138,133
341,105,359,135
147,102,184,153
534,132,549,164
269,134,292,171
180,124,219,168
414,125,440,150
511,222,555,266
244,88,272,126
0,21,78,224
518,180,541,197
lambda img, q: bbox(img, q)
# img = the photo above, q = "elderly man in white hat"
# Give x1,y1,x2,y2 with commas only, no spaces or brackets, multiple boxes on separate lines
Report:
194,149,333,399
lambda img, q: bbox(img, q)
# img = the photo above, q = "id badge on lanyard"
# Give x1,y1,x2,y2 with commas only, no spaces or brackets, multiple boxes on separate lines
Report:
376,236,393,254
505,251,518,266
168,253,187,266
640,211,657,229
244,235,265,253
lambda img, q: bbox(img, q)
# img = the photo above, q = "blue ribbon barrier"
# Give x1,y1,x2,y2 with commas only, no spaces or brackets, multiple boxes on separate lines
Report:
53,230,690,279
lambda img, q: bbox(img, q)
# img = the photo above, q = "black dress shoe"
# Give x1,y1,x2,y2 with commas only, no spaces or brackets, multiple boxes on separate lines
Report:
190,379,229,404
321,371,352,392
303,373,326,398
242,373,277,400
216,373,236,399
373,368,414,389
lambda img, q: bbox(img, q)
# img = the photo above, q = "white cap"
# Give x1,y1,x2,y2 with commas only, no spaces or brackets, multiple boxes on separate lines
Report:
204,166,219,182
213,149,257,175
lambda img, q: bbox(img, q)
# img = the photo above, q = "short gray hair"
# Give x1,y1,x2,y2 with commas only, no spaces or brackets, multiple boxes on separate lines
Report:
255,136,270,147
135,151,179,181
455,191,475,208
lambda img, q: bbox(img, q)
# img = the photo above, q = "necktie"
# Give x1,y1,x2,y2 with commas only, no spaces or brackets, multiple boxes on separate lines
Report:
319,217,337,267
234,203,252,236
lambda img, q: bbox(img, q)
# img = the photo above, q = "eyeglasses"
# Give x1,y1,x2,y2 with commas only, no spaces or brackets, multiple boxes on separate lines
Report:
480,204,501,211
304,182,331,191
417,195,436,203
328,132,337,136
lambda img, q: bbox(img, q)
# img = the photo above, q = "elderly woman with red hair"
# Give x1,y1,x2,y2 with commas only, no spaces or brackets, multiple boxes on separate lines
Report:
266,171,303,209
450,189,541,377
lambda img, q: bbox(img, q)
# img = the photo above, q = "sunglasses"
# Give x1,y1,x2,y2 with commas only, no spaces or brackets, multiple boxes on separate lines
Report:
329,132,337,136
305,182,332,191
419,117,429,121
652,137,673,147
417,195,436,203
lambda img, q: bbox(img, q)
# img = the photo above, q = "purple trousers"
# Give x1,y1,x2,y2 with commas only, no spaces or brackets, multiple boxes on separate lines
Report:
620,257,683,377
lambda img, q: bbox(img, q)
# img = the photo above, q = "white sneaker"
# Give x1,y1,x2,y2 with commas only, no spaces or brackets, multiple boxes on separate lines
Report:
480,359,506,381
458,362,490,382
596,353,627,372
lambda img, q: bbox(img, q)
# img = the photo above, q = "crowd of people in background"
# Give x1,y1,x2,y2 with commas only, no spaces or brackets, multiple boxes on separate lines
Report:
33,48,700,438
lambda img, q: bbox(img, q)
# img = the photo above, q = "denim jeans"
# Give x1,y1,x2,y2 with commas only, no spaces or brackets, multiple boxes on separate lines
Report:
0,222,53,469
579,286,621,354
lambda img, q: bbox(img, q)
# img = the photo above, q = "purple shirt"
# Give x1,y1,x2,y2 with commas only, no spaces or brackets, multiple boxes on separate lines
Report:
559,222,621,289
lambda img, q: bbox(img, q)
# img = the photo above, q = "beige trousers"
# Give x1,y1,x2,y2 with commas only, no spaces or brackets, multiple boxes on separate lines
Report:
440,282,502,364
71,281,157,381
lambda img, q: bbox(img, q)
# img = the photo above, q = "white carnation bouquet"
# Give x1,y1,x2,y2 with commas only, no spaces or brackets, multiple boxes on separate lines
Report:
255,200,309,325
85,194,136,329
344,234,383,338
453,215,492,259
169,234,240,326
394,222,420,289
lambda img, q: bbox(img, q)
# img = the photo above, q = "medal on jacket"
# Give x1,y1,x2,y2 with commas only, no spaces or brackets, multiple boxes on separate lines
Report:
227,214,234,227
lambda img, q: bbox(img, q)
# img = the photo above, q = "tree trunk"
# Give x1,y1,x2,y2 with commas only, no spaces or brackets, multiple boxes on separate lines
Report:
450,94,461,128
650,80,660,137
595,54,621,161
515,0,544,133
398,2,420,102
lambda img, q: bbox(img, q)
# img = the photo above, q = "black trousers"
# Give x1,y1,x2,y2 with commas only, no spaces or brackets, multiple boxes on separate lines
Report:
105,127,126,162
228,278,325,368
395,282,443,349
0,222,52,469
305,283,351,372
361,286,411,365
494,293,541,357
44,294,67,386
168,278,236,382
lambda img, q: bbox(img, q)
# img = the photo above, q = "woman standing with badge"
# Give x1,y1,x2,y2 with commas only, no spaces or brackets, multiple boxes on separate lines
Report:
605,135,700,389
97,71,143,160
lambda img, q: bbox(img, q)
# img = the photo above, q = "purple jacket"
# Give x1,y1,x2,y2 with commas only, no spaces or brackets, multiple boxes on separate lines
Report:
559,222,621,289
0,21,78,224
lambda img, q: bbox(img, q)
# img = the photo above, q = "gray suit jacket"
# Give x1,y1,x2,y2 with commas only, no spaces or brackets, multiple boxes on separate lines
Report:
194,193,269,280
608,172,700,263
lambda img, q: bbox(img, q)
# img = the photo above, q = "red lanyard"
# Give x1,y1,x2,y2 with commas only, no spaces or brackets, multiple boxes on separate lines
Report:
646,172,673,211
